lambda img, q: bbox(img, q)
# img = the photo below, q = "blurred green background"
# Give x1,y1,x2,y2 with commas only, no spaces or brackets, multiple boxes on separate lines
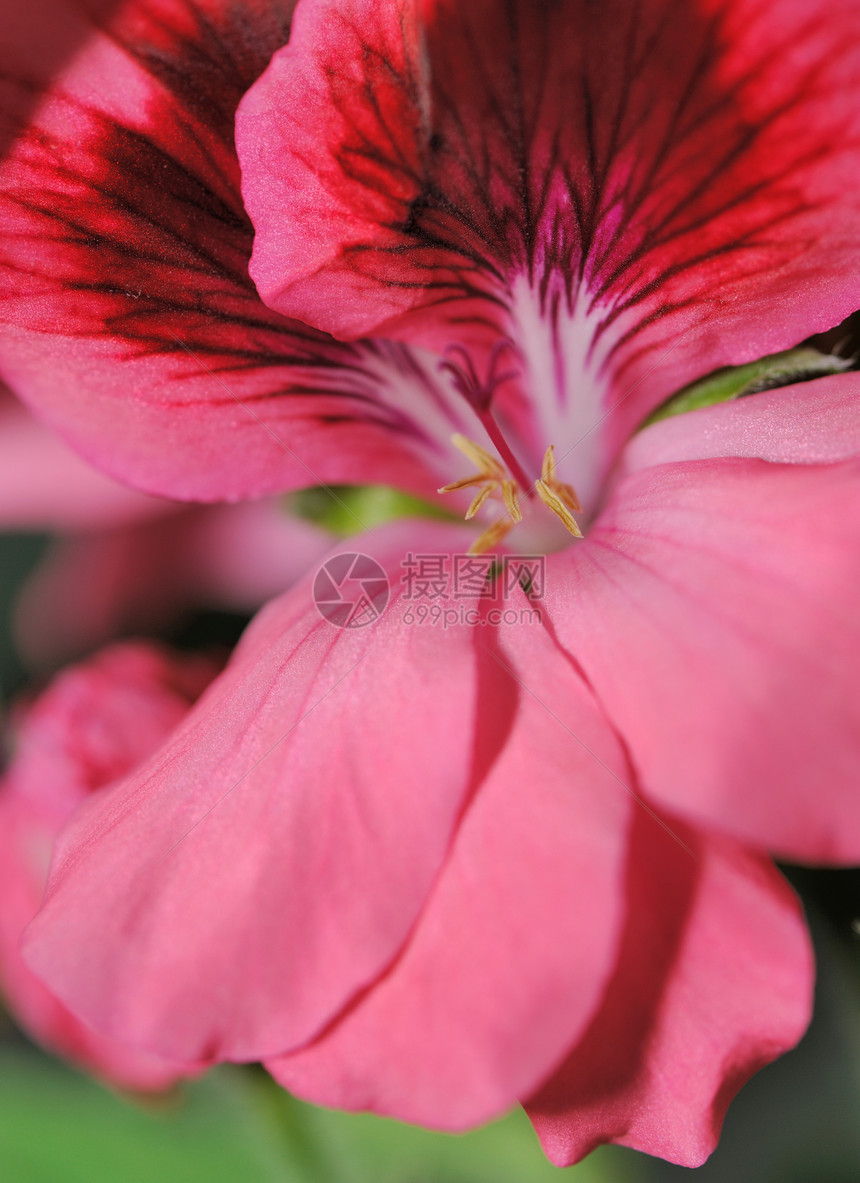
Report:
1,530,858,1183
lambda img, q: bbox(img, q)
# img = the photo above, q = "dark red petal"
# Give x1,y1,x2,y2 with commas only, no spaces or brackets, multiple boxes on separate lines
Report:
241,0,860,491
0,0,466,500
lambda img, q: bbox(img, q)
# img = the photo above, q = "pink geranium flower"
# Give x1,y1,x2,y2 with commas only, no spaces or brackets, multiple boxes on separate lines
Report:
2,0,860,1167
0,642,216,1089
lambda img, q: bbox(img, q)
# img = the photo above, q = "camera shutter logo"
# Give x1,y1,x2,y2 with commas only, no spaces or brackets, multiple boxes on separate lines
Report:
313,553,390,628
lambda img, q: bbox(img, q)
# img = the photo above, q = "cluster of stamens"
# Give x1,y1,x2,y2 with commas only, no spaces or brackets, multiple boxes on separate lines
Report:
436,343,583,553
440,435,583,554
439,435,523,553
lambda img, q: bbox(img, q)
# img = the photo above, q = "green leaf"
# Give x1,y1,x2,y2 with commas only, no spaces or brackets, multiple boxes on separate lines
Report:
0,1044,640,1183
286,485,456,537
0,1050,298,1183
643,348,852,428
259,1079,637,1183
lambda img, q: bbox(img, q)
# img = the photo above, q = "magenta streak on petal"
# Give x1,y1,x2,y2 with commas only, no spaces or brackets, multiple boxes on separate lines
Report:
240,0,860,506
0,0,485,502
0,87,456,449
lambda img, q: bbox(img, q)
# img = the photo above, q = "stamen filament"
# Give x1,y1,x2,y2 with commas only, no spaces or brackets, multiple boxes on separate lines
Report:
439,474,496,494
451,433,506,479
501,480,522,522
438,432,522,534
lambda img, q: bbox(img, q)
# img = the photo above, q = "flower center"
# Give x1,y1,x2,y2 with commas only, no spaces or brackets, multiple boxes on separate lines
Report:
440,434,583,555
438,341,585,553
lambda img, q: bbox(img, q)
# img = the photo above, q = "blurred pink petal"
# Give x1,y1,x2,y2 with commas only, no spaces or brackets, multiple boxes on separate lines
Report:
0,386,169,529
0,641,216,1088
0,383,332,665
14,498,334,666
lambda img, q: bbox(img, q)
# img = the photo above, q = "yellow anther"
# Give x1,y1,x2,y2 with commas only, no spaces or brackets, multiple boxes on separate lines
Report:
450,433,506,481
468,514,516,555
439,432,521,534
535,445,583,537
465,482,494,520
501,480,522,522
440,436,584,549
541,445,556,483
535,480,583,537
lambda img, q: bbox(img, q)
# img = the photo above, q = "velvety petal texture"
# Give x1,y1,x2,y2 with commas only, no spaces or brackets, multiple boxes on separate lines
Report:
0,642,215,1088
549,389,860,863
525,813,813,1166
0,0,471,501
268,612,634,1129
21,515,822,1147
24,524,495,1063
616,372,860,478
240,0,860,498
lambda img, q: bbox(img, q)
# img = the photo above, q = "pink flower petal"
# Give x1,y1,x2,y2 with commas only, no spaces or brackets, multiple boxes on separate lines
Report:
0,0,467,501
23,523,490,1063
14,499,333,666
267,611,633,1129
0,386,169,529
0,642,215,1089
616,373,860,482
240,0,860,486
548,456,860,863
526,814,813,1167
